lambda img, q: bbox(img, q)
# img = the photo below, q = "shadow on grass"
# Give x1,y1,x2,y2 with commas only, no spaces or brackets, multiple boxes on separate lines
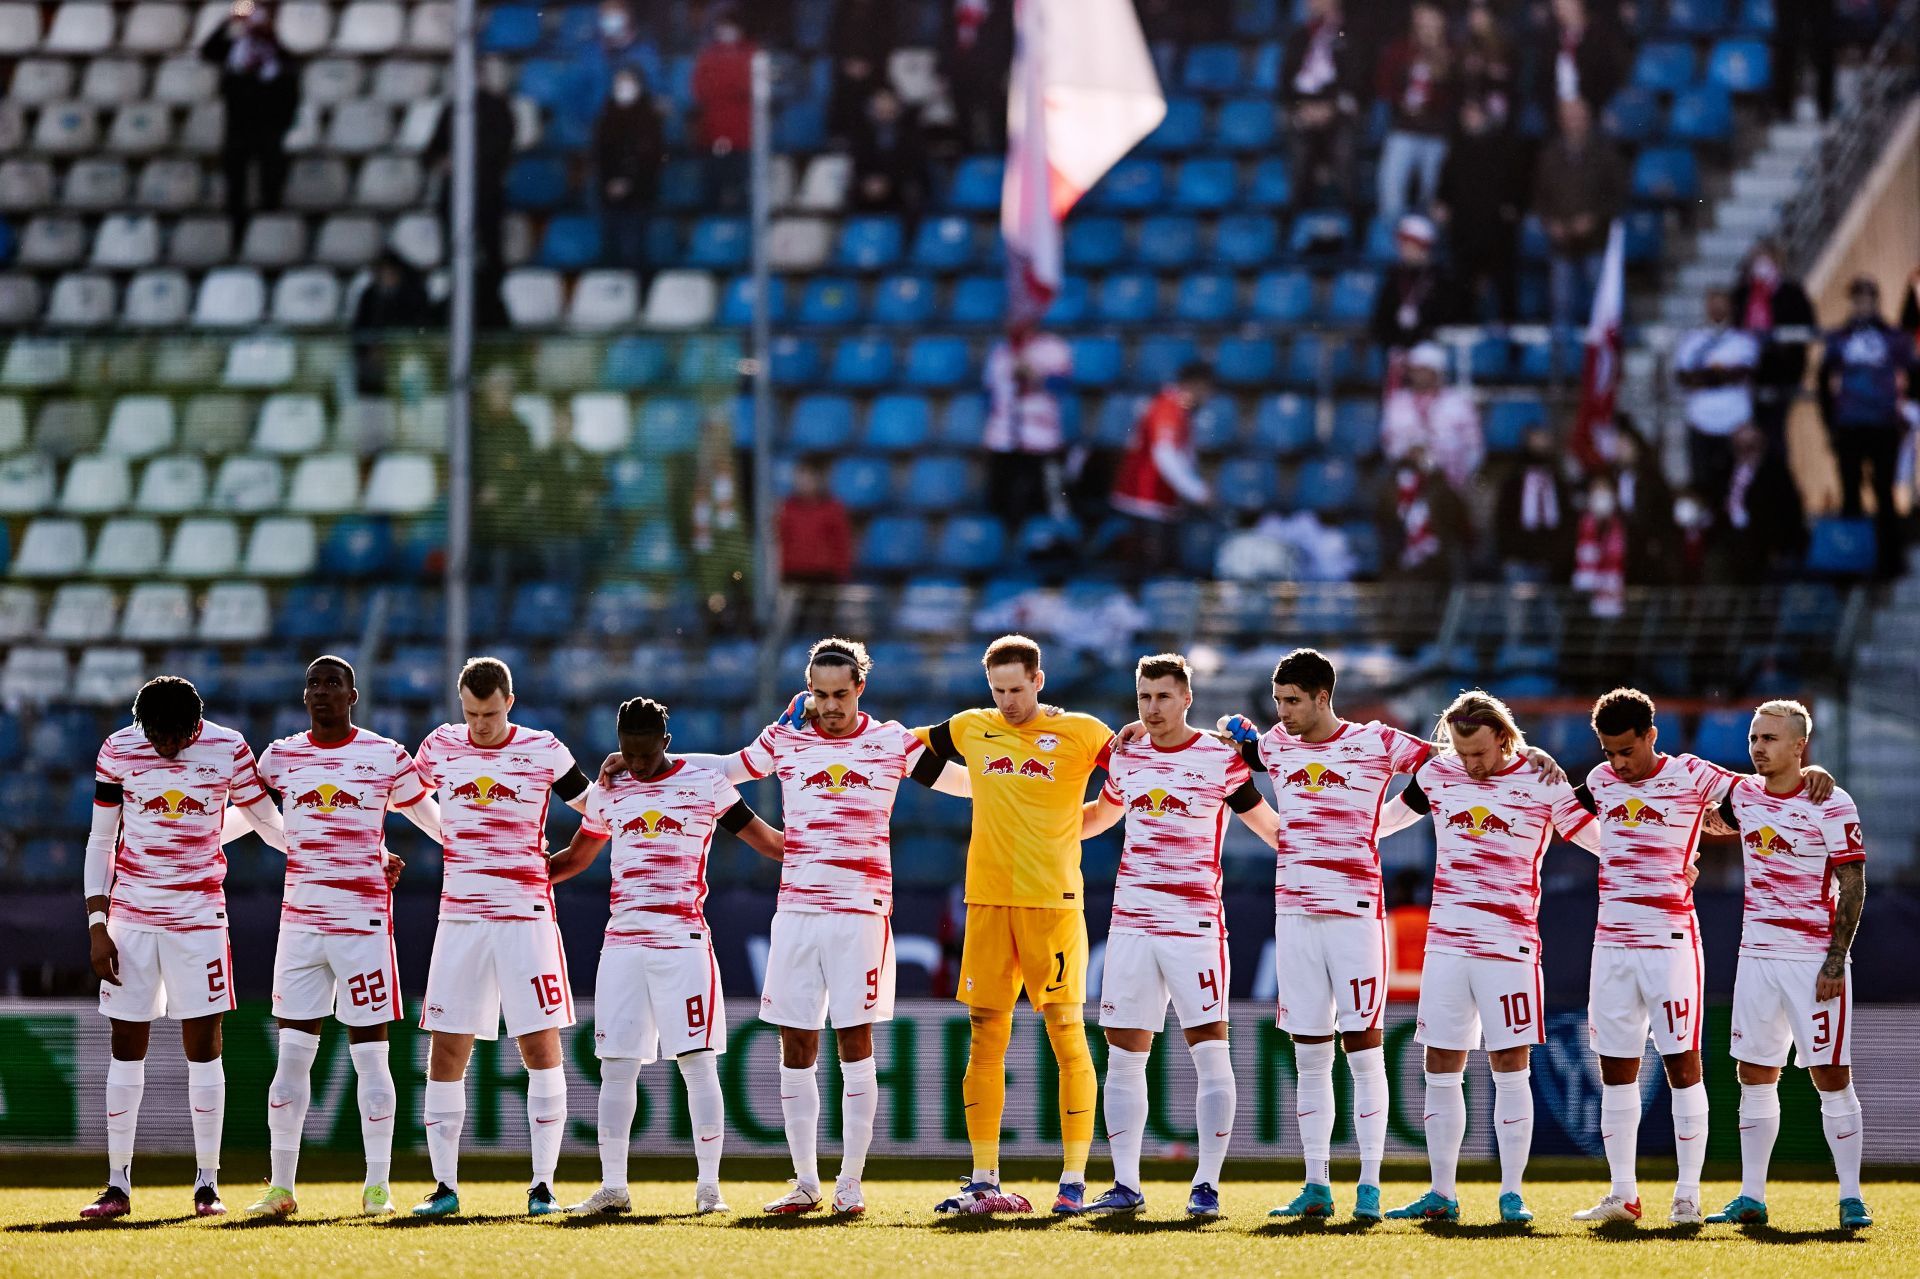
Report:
1253,1216,1379,1237
1083,1214,1215,1234
355,1213,533,1229
1410,1220,1539,1240
6,1214,197,1233
550,1211,706,1228
1736,1224,1868,1246
920,1213,1070,1231
727,1212,860,1229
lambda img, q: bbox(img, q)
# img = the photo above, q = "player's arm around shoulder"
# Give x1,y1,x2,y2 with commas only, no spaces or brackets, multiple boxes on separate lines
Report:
724,798,785,863
547,783,608,884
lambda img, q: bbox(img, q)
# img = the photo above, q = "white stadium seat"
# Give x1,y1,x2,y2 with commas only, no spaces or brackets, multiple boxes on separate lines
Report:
44,3,116,53
0,102,24,152
240,213,307,268
889,48,941,104
285,156,352,210
10,59,76,105
104,396,176,457
394,99,443,153
107,102,173,155
46,273,117,328
122,269,191,328
315,214,383,268
188,0,227,45
0,454,56,513
197,581,270,642
282,101,324,154
165,515,240,578
0,3,41,53
644,270,718,329
91,214,161,269
0,159,55,211
0,277,43,328
271,268,342,327
153,54,217,104
326,100,394,154
253,394,327,454
502,214,535,267
510,96,542,150
168,216,231,268
387,212,442,269
193,267,266,327
567,270,638,331
151,340,225,388
0,584,41,641
211,455,284,512
132,455,208,513
275,1,332,55
286,453,361,513
0,647,72,703
1,338,72,387
243,516,317,577
406,2,452,52
82,59,148,105
120,581,194,642
221,336,294,386
502,269,563,328
353,156,422,210
796,154,851,212
768,218,832,271
88,516,163,577
180,394,250,455
301,58,364,106
0,397,23,451
568,393,633,453
73,647,144,706
372,59,438,103
135,158,203,211
122,3,190,53
34,399,100,456
57,453,131,515
19,217,87,269
335,1,402,53
62,158,132,210
45,583,119,642
363,452,436,513
180,100,225,154
10,518,86,577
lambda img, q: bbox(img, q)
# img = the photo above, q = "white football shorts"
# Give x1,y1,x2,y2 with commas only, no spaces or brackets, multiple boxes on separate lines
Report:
759,910,895,1030
592,939,727,1062
1099,929,1231,1032
1415,950,1545,1051
97,924,234,1023
1274,912,1387,1036
1587,943,1703,1058
272,926,403,1025
420,918,575,1040
1730,954,1851,1069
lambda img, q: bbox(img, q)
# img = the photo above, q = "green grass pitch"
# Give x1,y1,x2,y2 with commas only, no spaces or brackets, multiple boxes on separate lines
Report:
2,1171,1908,1279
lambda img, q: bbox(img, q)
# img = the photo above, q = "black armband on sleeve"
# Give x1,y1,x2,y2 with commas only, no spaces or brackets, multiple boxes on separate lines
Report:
1226,780,1263,814
1401,778,1430,815
1240,740,1265,772
552,765,589,803
1717,795,1738,829
1572,783,1597,816
95,780,124,805
718,800,755,835
927,721,964,765
909,748,947,788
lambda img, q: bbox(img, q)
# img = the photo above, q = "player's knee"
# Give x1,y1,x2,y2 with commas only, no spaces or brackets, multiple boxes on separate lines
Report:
967,1010,1013,1066
600,1057,643,1085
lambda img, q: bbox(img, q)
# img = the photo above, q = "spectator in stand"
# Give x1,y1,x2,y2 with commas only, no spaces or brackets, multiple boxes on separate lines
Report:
1494,425,1575,580
1377,444,1470,583
1435,97,1523,322
1713,425,1808,583
350,251,432,393
1532,0,1627,119
943,0,1012,152
593,66,667,274
201,0,299,243
1370,214,1450,356
983,326,1073,533
1572,473,1628,617
1674,287,1761,503
1374,1,1457,220
826,0,898,142
1111,364,1215,577
1611,416,1678,583
778,459,853,631
1282,0,1360,205
1820,275,1915,578
1531,95,1626,329
1730,238,1818,450
1899,264,1920,353
850,87,931,219
426,57,514,326
691,13,755,210
1383,343,1484,493
1457,0,1516,126
1773,0,1836,121
591,0,647,73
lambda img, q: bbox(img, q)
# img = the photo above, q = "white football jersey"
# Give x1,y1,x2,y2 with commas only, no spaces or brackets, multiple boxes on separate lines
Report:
1585,753,1736,948
414,723,578,921
582,761,742,947
1102,732,1253,938
1726,776,1864,959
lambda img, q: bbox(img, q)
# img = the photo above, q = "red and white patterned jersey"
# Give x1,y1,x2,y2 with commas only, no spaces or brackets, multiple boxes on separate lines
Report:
1418,752,1594,961
95,720,266,932
258,728,427,935
414,723,577,921
1727,776,1865,959
1257,719,1432,918
581,761,740,947
1585,753,1736,949
1102,732,1251,937
737,713,924,915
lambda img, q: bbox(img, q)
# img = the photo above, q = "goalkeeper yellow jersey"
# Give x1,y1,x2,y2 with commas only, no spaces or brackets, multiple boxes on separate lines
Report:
915,706,1113,909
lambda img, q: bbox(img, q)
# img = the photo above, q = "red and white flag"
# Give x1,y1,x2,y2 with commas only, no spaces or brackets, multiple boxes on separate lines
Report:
1570,218,1625,471
1002,0,1165,327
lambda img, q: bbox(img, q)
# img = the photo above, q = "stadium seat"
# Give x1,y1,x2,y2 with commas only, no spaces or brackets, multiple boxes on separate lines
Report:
1215,336,1277,386
904,456,974,513
1296,458,1359,514
165,516,239,578
19,217,86,268
502,269,563,328
0,158,54,208
270,269,341,327
1485,400,1545,452
1174,157,1238,211
1217,97,1277,151
1142,97,1206,153
45,583,117,642
1633,42,1697,92
768,335,822,385
942,395,987,448
905,336,971,389
254,394,327,455
34,400,101,455
796,276,863,328
133,455,208,514
1097,272,1160,324
537,215,600,270
244,516,318,577
854,515,927,574
57,453,130,515
1246,156,1293,208
644,271,717,329
86,516,160,577
1253,393,1316,454
1137,215,1201,269
354,156,421,209
1182,43,1242,94
73,647,144,707
1288,208,1352,254
688,216,751,271
1215,214,1278,267
47,274,117,328
1251,269,1313,322
86,214,157,271
1218,458,1278,511
1191,399,1241,452
285,453,360,514
196,581,270,643
788,395,857,452
64,157,128,209
1805,518,1875,576
1669,86,1734,143
947,275,1006,326
1136,335,1199,388
1091,157,1166,211
364,453,437,513
909,215,974,271
118,268,186,329
0,278,42,328
936,515,1006,573
819,455,886,513
836,216,903,271
1666,0,1729,33
193,267,265,327
1328,400,1382,458
103,397,174,458
864,394,932,452
0,2,38,52
1633,147,1701,201
46,2,113,52
568,270,639,330
1604,86,1663,142
1174,272,1235,323
209,455,282,513
718,275,787,327
947,156,1003,212
120,581,192,643
829,337,895,390
871,274,934,326
1068,336,1125,389
1709,37,1771,92
320,515,393,577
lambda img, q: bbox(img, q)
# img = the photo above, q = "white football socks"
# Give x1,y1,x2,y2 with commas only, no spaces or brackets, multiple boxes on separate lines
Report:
349,1041,396,1188
1190,1039,1235,1188
104,1057,144,1194
266,1029,320,1192
1492,1068,1533,1196
186,1058,225,1184
779,1063,821,1190
1102,1046,1151,1191
1422,1071,1467,1199
1348,1046,1389,1187
840,1055,878,1181
678,1051,725,1184
1601,1081,1641,1200
1294,1039,1336,1186
424,1077,466,1191
1737,1080,1780,1201
527,1066,568,1189
1818,1085,1864,1201
597,1058,642,1191
1671,1081,1709,1201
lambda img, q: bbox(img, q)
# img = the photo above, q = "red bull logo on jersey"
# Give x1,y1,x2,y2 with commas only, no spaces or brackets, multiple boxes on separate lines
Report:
1128,788,1196,818
979,754,1054,781
1442,805,1516,838
1742,825,1794,857
139,789,211,820
800,764,878,794
1280,762,1357,793
618,810,687,840
448,775,523,807
290,784,366,814
1018,757,1056,781
1603,797,1670,827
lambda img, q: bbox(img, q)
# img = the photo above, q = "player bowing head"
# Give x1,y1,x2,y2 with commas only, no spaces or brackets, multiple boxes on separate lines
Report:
1436,690,1527,780
615,695,671,774
1270,648,1338,740
1590,687,1659,782
458,657,515,747
807,638,872,736
133,674,203,758
983,634,1046,727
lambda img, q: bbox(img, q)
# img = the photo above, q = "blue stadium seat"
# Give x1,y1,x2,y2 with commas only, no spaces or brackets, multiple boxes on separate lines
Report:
903,456,974,513
1692,709,1751,766
1362,214,1400,263
864,394,932,452
947,275,1005,325
1485,400,1546,452
1191,400,1241,452
936,516,1006,572
1136,215,1201,269
1633,41,1698,93
1633,147,1700,201
1174,273,1236,323
510,584,578,640
658,159,709,211
636,396,701,454
1669,86,1733,143
1143,97,1207,153
1325,269,1380,324
1288,208,1351,254
607,456,667,510
1327,400,1381,458
1070,336,1125,388
1805,518,1876,576
1136,335,1199,387
831,337,896,389
1182,43,1242,94
687,216,750,270
1248,39,1283,91
32,708,99,769
941,395,987,448
1739,0,1776,31
871,274,935,326
1214,336,1277,386
1709,37,1772,92
1342,520,1380,576
382,587,445,640
788,394,857,451
1097,272,1160,324
1218,458,1278,511
1604,86,1663,142
1215,214,1278,267
517,58,580,108
1518,214,1551,261
627,520,687,575
479,5,542,52
910,215,975,270
769,335,822,385
1217,97,1277,151
836,215,904,270
904,336,972,389
21,837,79,882
1065,216,1128,268
1044,277,1091,326
1295,457,1358,514
713,277,774,328
505,156,569,210
1015,514,1082,559
1468,334,1511,379
796,277,863,328
275,584,350,639
1232,0,1279,38
1666,0,1728,33
1254,394,1316,453
320,517,393,577
1284,332,1351,386
1251,269,1313,322
949,157,1005,211
1624,209,1665,264
827,456,892,512
1247,157,1293,208
1091,158,1167,211
774,97,828,151
1174,157,1238,211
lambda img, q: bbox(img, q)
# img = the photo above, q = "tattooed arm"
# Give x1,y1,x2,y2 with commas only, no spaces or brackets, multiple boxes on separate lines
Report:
1816,861,1866,1002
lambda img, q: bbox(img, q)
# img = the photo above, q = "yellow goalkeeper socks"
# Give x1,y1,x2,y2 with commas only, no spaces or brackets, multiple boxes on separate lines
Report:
1043,1004,1095,1179
963,1010,1013,1177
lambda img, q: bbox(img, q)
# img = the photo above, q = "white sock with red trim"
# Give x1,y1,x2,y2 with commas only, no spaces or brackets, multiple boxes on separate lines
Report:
1422,1071,1467,1199
187,1059,224,1183
1190,1039,1235,1188
780,1064,821,1191
105,1057,144,1193
527,1066,568,1188
424,1077,465,1190
597,1058,642,1191
1601,1082,1641,1201
1671,1082,1708,1201
1102,1046,1150,1192
1295,1039,1336,1185
1737,1080,1780,1201
1348,1046,1389,1186
350,1041,395,1189
1492,1068,1533,1195
267,1029,320,1192
839,1055,878,1181
678,1051,724,1183
1818,1086,1863,1200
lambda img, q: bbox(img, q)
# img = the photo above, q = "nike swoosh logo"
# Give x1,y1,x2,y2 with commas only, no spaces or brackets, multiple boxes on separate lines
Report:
1837,1130,1858,1140
963,1102,978,1109
1602,1133,1613,1139
1067,1109,1089,1115
369,1115,392,1123
1045,983,1065,992
536,1117,559,1125
425,1121,441,1128
108,1110,127,1118
1359,1110,1380,1119
1738,1124,1756,1131
984,732,1005,738
1297,1110,1316,1117
1214,1130,1230,1138
1201,1002,1220,1012
847,1092,867,1098
701,1135,720,1143
270,1101,290,1109
1676,1134,1698,1142
1502,1118,1525,1125
194,1107,215,1114
1107,1129,1127,1138
1423,1113,1436,1121
780,1095,798,1100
